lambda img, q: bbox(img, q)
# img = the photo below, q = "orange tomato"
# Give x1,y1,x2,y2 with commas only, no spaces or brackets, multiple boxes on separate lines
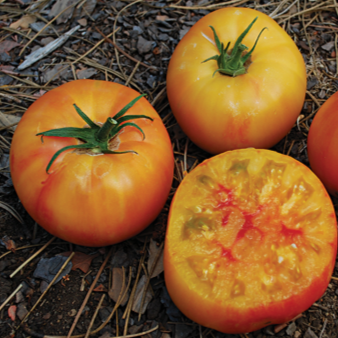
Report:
10,80,174,247
164,149,336,333
307,91,338,196
167,7,306,154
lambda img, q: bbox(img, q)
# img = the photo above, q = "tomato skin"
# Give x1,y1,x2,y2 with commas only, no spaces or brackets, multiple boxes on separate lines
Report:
10,80,174,247
167,7,306,154
164,149,336,333
307,91,338,196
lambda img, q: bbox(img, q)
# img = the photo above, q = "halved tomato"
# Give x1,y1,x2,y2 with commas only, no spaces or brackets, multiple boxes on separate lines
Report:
164,149,336,333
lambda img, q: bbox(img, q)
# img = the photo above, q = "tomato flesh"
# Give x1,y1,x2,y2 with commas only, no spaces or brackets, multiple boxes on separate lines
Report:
164,149,337,333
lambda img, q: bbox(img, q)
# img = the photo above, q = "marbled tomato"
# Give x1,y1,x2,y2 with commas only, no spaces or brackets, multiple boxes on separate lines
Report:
10,80,174,247
308,91,338,196
166,7,306,154
164,149,336,333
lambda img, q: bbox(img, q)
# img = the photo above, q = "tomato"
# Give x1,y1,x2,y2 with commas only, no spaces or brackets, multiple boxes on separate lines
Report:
307,91,338,196
10,80,174,247
164,149,336,333
166,7,306,154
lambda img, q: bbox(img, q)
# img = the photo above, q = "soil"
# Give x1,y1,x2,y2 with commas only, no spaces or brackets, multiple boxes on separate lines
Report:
1,0,338,338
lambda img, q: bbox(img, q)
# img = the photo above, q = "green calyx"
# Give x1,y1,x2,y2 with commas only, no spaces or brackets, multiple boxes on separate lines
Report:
37,94,153,173
202,17,267,77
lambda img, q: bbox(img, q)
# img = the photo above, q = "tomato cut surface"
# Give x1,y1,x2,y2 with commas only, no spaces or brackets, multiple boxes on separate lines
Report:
164,149,337,333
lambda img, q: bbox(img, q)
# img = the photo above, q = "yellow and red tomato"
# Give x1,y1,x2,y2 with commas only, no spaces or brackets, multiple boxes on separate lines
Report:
10,80,174,247
167,7,306,154
308,91,338,196
164,149,336,333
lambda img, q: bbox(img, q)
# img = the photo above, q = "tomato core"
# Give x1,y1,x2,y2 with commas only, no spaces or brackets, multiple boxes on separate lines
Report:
182,179,312,286
75,133,121,155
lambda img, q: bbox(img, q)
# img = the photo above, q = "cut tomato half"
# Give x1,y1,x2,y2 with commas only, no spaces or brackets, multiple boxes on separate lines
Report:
164,149,337,333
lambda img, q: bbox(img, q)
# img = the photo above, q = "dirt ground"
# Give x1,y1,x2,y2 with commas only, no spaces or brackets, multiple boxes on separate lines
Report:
1,0,338,337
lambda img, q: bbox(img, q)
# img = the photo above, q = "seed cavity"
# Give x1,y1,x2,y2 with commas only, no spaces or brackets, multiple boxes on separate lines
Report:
310,242,321,253
197,175,216,189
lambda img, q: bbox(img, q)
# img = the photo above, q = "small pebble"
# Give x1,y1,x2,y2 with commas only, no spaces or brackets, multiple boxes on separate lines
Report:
40,280,49,293
17,303,28,320
43,312,51,320
263,325,275,335
15,291,24,303
68,309,77,317
304,328,318,338
294,332,301,338
286,322,297,336
99,307,111,322
137,36,153,54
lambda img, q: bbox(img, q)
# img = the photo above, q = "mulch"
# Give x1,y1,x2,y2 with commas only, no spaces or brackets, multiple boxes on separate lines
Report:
1,0,338,337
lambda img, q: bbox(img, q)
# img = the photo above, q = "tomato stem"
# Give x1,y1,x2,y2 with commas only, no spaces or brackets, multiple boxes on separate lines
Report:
36,94,153,174
202,17,267,77
96,117,118,143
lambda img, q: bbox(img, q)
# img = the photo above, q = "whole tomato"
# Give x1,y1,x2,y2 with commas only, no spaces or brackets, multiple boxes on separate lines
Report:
10,80,174,247
164,149,336,333
167,7,306,154
307,91,338,196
